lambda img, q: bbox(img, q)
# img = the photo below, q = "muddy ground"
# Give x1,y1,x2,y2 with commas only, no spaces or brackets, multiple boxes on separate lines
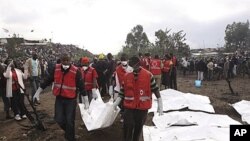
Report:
1,74,250,141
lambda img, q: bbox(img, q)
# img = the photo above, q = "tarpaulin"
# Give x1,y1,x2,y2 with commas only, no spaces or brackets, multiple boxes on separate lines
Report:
144,111,240,141
144,89,242,141
153,111,241,130
143,125,230,141
149,89,215,113
79,90,120,131
232,100,250,124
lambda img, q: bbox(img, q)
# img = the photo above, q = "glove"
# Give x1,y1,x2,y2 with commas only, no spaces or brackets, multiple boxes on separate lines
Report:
157,97,163,116
33,87,43,102
109,85,113,96
91,88,98,99
82,96,89,109
112,97,122,110
113,92,119,101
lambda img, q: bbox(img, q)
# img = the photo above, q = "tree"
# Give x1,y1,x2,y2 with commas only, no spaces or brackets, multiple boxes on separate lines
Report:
124,25,150,54
177,42,190,57
120,25,190,58
224,20,250,52
6,37,24,58
172,30,189,56
155,29,189,57
155,28,171,56
246,27,250,49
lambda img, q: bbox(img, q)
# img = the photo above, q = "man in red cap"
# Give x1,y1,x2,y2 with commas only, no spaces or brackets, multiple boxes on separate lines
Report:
79,57,98,102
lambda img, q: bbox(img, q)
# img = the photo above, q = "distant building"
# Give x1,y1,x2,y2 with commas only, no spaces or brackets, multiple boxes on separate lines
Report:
191,52,219,58
191,48,221,58
0,38,48,46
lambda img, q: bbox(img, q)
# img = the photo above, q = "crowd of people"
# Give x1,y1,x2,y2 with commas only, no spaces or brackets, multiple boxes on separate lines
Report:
1,42,250,141
179,53,250,81
0,45,175,141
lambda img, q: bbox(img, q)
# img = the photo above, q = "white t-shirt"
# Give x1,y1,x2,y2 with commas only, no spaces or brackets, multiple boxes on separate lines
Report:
31,59,39,76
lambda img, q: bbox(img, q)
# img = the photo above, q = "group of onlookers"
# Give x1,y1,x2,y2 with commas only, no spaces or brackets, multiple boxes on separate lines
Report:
179,54,250,81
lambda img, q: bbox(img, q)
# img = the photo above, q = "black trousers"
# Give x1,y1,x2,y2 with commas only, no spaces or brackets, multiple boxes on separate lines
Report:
54,97,77,141
169,68,177,90
11,91,25,116
161,72,170,88
97,76,107,97
123,109,148,141
0,88,11,112
79,90,92,103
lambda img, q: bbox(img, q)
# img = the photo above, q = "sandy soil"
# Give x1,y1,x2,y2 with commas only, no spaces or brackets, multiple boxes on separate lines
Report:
0,74,250,141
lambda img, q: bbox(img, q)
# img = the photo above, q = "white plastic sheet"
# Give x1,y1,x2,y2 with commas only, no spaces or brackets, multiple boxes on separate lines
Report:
153,111,241,130
143,125,230,141
184,93,215,112
149,89,215,113
232,100,250,124
144,111,240,141
79,90,120,131
144,89,242,141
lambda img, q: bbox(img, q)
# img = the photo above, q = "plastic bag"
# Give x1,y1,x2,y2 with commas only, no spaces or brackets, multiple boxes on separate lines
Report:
195,80,202,88
79,89,120,131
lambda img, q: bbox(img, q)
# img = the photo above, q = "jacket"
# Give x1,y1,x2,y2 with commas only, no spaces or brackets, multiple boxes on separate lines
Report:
25,58,41,77
53,64,78,98
207,62,214,71
114,65,127,93
150,59,162,75
116,65,127,85
162,60,173,73
81,67,98,91
3,67,28,97
123,68,152,110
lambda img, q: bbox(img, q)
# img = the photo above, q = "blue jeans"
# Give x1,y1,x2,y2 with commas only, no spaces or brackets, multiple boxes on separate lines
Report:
29,76,40,98
54,97,77,141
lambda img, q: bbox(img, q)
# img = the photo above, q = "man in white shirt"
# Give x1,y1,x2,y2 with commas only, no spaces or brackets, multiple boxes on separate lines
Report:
25,52,41,105
207,58,214,81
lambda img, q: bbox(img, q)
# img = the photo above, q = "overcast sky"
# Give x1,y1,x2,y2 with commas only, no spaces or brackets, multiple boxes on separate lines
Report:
0,0,250,54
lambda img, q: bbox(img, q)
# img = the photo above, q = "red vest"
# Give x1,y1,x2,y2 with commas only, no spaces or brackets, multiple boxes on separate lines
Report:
162,60,173,73
150,59,161,75
53,64,77,98
140,57,150,70
81,67,96,91
115,65,127,85
123,68,152,110
139,58,145,68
